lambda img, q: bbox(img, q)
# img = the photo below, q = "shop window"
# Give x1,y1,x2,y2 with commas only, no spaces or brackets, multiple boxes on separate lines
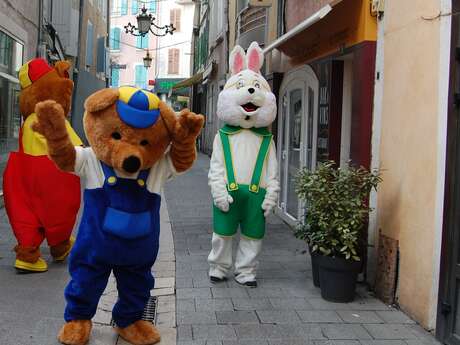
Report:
0,30,23,193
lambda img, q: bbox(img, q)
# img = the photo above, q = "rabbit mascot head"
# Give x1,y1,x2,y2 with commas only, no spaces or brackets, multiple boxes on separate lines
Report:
217,42,276,129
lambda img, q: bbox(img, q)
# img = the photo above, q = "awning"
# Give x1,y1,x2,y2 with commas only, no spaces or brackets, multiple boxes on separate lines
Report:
264,0,376,64
172,72,203,90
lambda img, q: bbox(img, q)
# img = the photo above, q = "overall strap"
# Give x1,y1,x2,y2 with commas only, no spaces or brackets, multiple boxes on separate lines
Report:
100,161,118,186
219,130,238,191
249,134,272,193
137,169,149,188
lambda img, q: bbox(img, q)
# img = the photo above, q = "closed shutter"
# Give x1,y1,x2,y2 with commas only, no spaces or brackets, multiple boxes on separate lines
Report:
135,65,147,88
110,28,121,50
131,0,138,14
148,0,156,13
86,21,94,66
136,34,148,49
121,0,128,15
111,68,120,87
170,9,181,32
96,36,106,72
168,48,179,74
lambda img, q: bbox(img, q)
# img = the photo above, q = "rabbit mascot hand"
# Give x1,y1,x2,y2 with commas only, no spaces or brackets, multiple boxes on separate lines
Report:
207,42,280,287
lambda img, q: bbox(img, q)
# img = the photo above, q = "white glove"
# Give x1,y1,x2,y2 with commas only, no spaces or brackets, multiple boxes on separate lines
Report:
214,193,234,212
261,198,276,217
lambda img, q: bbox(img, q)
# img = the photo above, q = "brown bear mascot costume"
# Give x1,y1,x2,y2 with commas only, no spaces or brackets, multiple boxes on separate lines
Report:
3,58,82,273
33,85,204,345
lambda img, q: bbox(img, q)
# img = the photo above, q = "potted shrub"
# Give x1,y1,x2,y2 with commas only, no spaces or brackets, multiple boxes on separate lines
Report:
294,161,381,302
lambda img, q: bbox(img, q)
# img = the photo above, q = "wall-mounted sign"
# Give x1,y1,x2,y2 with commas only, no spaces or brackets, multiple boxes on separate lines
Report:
111,64,126,69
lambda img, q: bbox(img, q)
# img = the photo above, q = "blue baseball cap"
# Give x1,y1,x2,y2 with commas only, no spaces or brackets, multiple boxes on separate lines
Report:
116,86,161,128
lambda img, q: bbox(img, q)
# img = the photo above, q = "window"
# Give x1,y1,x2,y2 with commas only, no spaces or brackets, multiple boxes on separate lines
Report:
131,0,138,14
148,0,156,13
86,21,94,66
135,65,147,88
111,68,120,87
170,9,181,32
109,27,121,50
96,36,106,73
168,48,179,74
121,0,128,15
111,0,121,15
136,34,148,49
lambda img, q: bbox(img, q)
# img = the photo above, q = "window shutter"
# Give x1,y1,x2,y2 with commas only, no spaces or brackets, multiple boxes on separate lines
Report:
121,0,128,15
111,68,119,87
86,21,94,66
114,28,120,50
175,9,181,32
96,36,106,72
174,49,179,74
168,49,173,74
109,28,115,49
135,65,147,88
148,0,156,13
142,34,148,48
131,0,138,14
136,35,142,48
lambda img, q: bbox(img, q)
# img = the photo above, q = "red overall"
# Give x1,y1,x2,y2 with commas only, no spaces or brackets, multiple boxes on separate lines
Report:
3,124,81,247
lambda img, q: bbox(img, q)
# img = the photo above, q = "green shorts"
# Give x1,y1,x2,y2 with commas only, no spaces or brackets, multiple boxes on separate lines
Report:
213,185,266,240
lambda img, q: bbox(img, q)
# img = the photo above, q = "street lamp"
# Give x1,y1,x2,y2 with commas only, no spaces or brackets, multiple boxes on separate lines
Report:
143,51,152,68
124,6,176,37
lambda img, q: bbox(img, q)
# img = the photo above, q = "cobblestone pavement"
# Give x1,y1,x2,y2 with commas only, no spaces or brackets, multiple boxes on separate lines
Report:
0,195,176,345
164,153,442,345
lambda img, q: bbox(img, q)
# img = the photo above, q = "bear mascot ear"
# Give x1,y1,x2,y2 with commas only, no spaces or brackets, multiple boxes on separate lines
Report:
84,88,120,113
54,60,71,78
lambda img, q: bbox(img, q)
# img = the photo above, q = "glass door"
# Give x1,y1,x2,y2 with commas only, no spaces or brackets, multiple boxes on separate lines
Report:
277,66,318,225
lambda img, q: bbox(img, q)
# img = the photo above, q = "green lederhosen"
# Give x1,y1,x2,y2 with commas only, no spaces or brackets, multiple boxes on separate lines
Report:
213,125,272,240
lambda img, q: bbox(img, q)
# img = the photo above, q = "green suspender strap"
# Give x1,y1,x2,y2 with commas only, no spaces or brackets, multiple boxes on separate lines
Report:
249,134,272,193
219,130,239,191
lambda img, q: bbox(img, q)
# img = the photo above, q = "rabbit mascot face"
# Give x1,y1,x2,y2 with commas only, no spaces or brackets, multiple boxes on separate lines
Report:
217,42,276,129
207,42,280,287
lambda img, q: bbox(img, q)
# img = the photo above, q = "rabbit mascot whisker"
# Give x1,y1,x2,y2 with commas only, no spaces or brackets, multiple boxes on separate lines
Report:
207,42,280,287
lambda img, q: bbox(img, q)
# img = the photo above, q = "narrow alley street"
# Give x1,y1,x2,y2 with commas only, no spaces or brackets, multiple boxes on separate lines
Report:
164,153,442,345
0,153,444,345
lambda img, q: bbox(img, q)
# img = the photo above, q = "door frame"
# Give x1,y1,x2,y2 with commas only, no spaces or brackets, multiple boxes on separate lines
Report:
276,65,319,225
437,0,460,342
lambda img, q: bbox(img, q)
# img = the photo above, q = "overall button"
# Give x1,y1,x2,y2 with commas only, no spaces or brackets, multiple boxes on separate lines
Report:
251,184,258,192
107,176,117,185
137,179,145,187
229,182,237,189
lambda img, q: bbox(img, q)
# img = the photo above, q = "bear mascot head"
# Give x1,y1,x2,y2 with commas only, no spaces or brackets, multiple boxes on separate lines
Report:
33,86,204,345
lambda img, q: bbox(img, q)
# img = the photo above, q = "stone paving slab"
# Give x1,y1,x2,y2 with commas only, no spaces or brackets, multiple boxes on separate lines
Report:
164,154,443,345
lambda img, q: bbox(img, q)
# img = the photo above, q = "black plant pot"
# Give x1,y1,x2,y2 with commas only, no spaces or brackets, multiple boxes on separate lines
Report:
309,249,320,287
317,255,361,303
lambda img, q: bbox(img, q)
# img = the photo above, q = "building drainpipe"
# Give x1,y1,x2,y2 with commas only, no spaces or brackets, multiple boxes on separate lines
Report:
106,0,110,87
37,0,44,57
71,0,85,122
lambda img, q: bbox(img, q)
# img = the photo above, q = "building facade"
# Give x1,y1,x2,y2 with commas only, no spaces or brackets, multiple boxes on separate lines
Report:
109,0,158,90
153,0,194,110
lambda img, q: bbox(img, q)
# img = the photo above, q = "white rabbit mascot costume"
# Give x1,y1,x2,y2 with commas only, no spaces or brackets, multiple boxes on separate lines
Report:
207,42,279,287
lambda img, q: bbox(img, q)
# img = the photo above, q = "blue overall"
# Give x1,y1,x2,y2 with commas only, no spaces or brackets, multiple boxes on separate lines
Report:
64,162,161,328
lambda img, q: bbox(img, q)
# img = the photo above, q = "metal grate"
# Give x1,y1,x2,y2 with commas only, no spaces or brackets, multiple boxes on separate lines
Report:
110,296,158,327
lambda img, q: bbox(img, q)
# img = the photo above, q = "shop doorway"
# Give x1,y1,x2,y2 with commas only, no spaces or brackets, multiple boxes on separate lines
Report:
276,66,318,225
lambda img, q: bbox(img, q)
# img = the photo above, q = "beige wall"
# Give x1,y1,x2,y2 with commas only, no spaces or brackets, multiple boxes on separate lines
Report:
377,0,442,328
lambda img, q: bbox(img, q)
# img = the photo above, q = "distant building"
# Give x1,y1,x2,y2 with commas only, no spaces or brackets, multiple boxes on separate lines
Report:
153,0,194,111
109,0,158,90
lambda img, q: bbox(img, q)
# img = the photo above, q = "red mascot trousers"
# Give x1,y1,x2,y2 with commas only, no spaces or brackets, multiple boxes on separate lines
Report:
3,129,81,247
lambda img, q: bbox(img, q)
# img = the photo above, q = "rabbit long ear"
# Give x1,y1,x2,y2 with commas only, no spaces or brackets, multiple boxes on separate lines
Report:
229,45,246,75
247,41,264,73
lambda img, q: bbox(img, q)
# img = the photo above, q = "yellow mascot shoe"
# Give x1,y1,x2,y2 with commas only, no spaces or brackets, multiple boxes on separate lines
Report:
54,236,75,262
15,257,48,273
